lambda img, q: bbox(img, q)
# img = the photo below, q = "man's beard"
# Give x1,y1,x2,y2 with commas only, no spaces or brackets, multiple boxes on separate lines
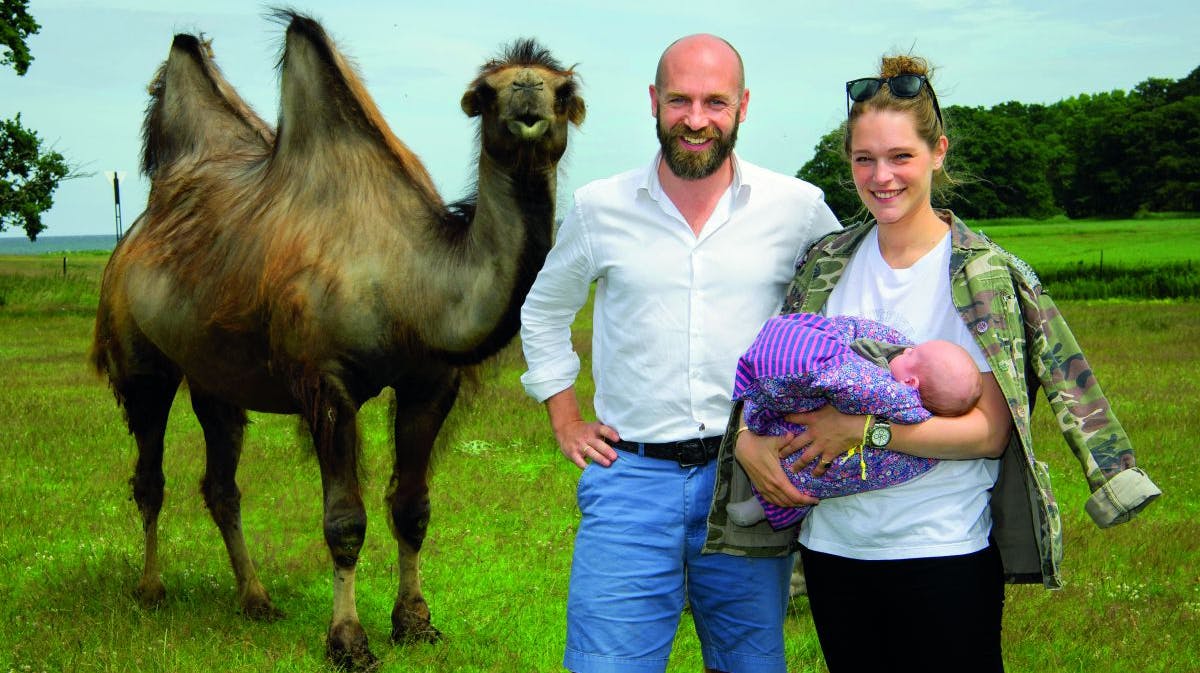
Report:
656,114,739,180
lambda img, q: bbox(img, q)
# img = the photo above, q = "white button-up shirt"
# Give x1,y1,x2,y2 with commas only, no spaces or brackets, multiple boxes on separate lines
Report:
520,153,841,442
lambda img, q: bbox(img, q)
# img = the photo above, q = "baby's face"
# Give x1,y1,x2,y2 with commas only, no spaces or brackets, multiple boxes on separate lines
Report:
888,347,922,386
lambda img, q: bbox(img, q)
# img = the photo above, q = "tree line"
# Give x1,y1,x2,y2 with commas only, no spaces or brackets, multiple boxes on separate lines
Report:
798,66,1200,222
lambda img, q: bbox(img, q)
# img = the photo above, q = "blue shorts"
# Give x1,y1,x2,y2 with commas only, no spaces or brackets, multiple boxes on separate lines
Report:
565,450,791,673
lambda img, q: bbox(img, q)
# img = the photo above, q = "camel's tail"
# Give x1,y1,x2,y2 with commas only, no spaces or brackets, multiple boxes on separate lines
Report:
141,33,275,178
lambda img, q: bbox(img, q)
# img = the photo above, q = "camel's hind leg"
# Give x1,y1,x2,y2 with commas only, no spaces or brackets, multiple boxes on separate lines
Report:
387,370,459,644
190,389,281,620
121,372,182,608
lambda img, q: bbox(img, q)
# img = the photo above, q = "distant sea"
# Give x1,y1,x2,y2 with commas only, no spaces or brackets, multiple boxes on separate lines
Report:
0,235,118,255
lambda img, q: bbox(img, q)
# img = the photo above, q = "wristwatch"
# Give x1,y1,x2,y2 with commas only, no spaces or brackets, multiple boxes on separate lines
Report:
866,418,892,449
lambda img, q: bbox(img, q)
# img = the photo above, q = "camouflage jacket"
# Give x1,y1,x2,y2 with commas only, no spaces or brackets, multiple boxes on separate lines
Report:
704,212,1161,589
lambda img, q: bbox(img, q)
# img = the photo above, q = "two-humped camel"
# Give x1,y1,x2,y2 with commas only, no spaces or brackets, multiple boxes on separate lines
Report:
91,11,584,669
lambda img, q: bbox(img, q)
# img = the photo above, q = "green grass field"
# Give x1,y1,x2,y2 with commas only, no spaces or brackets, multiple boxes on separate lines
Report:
1,220,1197,672
973,217,1200,270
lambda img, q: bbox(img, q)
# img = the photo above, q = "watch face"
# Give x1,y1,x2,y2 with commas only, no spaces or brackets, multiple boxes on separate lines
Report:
869,425,891,447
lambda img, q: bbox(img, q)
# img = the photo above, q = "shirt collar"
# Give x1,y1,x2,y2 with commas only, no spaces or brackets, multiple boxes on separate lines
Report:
639,151,751,205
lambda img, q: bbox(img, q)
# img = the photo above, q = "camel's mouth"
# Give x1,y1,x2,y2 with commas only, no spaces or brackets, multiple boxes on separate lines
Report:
515,113,544,127
507,115,550,140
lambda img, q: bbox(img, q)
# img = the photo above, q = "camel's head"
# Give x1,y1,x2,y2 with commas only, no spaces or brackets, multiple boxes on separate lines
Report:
461,39,585,169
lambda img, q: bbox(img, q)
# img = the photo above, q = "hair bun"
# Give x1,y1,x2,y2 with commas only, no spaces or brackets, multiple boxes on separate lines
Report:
880,55,931,79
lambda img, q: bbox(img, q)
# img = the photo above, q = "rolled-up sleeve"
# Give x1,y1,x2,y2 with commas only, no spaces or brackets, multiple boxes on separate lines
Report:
520,199,596,402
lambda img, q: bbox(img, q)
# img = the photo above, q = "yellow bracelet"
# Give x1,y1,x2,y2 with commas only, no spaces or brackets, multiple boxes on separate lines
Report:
735,425,751,439
851,414,873,480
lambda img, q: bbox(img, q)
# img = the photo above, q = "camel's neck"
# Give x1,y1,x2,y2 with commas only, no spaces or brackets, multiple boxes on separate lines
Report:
426,151,557,364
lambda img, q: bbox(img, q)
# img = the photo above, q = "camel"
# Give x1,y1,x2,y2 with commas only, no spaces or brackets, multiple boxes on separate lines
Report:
90,10,584,670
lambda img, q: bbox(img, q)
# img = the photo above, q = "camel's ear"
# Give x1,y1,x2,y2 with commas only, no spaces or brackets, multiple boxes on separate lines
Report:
565,92,586,126
460,81,495,118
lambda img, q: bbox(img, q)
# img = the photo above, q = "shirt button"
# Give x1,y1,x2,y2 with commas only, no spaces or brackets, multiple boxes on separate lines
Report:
698,423,706,431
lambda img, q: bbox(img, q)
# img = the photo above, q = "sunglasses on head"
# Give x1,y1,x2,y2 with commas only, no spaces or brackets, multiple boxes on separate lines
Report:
845,74,943,127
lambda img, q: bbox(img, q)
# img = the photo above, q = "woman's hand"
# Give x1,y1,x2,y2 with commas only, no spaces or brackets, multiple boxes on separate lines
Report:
734,428,819,508
787,405,867,476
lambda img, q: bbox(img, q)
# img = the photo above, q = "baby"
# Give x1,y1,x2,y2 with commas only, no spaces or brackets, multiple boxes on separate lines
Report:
726,312,982,530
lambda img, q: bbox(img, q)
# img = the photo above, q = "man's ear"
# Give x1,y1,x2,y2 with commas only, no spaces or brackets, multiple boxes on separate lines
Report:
649,84,659,117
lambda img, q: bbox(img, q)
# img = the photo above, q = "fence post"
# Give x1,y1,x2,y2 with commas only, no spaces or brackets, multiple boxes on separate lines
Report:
62,257,67,278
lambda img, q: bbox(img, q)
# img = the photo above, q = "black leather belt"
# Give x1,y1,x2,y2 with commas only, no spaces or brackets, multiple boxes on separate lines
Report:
613,436,723,467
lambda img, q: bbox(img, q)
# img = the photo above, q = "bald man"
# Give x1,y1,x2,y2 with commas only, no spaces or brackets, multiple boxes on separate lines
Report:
521,34,841,673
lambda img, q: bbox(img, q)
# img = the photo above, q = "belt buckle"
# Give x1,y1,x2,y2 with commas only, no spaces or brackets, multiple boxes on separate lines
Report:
675,439,708,467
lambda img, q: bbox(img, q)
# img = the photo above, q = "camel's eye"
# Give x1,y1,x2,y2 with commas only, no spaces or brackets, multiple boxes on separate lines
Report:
475,83,497,107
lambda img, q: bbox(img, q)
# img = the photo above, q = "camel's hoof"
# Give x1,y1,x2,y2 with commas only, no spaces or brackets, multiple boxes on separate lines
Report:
239,584,283,621
241,598,285,622
327,621,379,672
134,578,166,608
390,604,442,644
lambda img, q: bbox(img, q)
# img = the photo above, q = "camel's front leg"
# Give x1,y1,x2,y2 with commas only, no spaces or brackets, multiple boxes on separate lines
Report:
304,380,377,672
386,373,458,643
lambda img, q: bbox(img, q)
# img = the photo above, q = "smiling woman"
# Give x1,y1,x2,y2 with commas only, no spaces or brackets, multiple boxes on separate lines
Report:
848,108,946,240
708,52,1161,673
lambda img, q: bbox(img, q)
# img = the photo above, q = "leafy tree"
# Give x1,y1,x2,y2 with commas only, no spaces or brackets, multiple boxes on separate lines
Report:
945,103,1060,219
796,126,866,223
1138,96,1200,212
1,0,38,75
2,0,72,240
1,114,69,239
1167,65,1200,101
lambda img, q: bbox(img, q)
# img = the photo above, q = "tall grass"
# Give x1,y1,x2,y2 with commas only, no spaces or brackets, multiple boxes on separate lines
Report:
0,245,1196,672
1038,262,1199,300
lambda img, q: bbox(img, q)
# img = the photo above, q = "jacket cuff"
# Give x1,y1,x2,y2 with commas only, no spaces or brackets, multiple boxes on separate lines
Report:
1084,467,1162,528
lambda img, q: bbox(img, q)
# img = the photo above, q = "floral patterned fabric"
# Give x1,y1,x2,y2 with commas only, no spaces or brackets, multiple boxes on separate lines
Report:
733,313,937,530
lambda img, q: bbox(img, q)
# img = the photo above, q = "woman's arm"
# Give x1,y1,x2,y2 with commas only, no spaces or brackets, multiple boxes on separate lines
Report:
787,372,1011,470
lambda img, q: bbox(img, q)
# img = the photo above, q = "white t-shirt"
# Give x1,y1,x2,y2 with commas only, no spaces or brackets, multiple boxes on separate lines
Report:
797,226,1000,560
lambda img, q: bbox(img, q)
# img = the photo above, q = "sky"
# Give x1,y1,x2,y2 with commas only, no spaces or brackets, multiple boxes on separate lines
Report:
3,0,1199,238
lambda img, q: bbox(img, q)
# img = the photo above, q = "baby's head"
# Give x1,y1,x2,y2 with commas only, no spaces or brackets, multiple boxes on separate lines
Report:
888,340,982,416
